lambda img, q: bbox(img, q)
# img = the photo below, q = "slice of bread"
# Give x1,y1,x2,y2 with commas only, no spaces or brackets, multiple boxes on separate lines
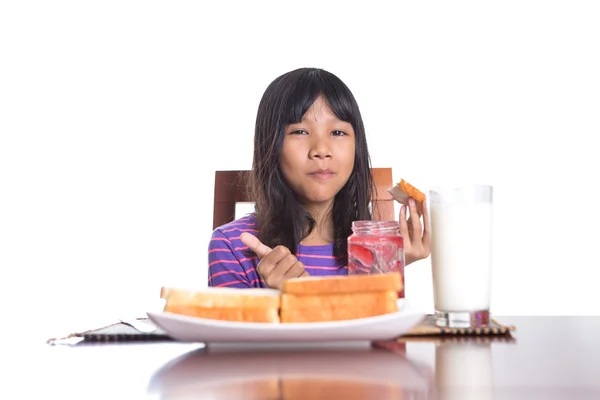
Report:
281,290,397,310
161,287,281,309
280,298,398,323
160,287,281,323
387,178,426,213
282,272,402,295
165,304,279,323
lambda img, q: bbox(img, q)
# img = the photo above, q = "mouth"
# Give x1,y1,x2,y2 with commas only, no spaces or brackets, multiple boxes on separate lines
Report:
308,168,335,179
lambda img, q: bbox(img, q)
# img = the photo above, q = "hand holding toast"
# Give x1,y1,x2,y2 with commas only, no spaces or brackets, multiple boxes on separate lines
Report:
399,197,431,266
388,179,430,266
240,233,310,290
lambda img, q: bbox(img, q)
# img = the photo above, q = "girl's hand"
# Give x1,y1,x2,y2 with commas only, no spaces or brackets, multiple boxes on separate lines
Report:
240,233,309,289
399,198,431,265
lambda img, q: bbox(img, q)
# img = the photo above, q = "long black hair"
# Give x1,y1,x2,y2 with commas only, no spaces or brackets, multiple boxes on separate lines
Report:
249,68,374,265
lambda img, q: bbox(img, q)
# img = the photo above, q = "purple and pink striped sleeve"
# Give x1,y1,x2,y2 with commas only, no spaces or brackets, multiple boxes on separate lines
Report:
207,215,267,288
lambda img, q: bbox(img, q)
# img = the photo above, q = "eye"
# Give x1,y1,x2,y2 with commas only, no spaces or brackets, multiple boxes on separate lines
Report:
331,130,347,136
289,129,308,135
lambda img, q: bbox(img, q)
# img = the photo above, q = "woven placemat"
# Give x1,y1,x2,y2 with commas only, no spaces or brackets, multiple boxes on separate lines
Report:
47,318,173,345
404,315,516,337
372,316,516,353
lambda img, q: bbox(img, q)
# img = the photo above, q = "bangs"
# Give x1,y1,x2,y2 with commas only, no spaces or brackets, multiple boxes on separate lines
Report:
283,70,357,126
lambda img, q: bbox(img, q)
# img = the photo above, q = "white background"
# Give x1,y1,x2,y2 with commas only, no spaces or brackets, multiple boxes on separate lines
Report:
1,0,599,342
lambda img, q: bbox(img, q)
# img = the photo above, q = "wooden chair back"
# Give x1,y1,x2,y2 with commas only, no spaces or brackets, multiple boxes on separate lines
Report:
213,168,394,230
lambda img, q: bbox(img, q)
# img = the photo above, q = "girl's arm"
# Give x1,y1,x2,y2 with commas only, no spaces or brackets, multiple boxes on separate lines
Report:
208,229,256,288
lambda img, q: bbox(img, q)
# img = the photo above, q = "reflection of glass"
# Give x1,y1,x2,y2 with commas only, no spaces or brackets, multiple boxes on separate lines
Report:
429,185,493,327
148,348,433,399
434,341,494,400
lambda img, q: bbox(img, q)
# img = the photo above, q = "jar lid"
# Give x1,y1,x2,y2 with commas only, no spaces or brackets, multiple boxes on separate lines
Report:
352,220,399,232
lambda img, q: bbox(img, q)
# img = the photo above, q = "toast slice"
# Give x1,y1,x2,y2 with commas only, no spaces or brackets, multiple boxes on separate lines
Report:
282,272,402,295
387,178,426,213
161,287,281,309
165,304,280,323
281,290,397,310
280,298,398,323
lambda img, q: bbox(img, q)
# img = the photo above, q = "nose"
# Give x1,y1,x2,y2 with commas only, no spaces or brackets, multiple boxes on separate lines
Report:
308,133,332,159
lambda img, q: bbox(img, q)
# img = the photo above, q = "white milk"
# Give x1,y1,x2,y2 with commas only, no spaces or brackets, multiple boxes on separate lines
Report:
430,202,492,312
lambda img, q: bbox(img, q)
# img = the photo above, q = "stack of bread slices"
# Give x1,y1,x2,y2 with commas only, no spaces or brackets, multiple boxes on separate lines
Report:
280,272,402,323
161,287,281,323
160,272,402,323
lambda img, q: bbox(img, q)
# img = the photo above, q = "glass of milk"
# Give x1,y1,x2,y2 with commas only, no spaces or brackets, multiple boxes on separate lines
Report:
429,184,493,327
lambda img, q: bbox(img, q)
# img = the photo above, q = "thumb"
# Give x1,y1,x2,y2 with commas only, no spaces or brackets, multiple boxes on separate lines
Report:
240,232,272,260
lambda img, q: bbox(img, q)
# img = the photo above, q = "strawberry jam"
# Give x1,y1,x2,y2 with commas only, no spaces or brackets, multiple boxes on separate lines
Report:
347,220,405,298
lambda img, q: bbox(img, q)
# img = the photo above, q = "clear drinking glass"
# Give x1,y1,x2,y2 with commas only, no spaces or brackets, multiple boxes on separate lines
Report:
429,184,493,327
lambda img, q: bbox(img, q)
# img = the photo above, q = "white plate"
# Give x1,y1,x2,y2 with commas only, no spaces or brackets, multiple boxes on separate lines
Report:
147,299,425,343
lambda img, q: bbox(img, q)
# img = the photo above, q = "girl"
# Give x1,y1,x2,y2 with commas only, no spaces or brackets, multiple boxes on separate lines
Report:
208,68,430,289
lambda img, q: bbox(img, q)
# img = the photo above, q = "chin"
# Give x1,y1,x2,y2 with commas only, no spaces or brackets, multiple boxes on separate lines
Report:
298,186,343,207
304,195,336,206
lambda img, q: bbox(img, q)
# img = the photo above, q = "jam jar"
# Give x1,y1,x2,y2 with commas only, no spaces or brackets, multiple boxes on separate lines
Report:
347,220,405,298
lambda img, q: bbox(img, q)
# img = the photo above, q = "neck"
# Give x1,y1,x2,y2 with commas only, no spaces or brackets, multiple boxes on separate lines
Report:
301,201,335,245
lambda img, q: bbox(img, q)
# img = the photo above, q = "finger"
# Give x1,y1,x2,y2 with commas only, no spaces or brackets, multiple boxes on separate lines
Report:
257,245,290,278
265,253,297,287
240,232,272,260
398,205,411,245
406,215,413,236
408,198,423,238
299,270,310,278
284,261,306,279
422,200,431,249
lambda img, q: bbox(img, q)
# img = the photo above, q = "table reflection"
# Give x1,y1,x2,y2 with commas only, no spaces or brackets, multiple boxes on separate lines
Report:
148,346,434,399
380,335,517,399
433,341,494,400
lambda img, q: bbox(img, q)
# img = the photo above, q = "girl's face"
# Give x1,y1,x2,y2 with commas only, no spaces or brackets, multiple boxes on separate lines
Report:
280,95,356,210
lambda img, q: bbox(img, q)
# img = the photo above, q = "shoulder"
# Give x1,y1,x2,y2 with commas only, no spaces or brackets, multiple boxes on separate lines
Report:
208,214,263,288
211,214,258,240
209,214,258,254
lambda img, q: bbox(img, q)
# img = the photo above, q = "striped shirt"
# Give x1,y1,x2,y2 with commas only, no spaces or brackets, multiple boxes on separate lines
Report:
208,214,348,288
